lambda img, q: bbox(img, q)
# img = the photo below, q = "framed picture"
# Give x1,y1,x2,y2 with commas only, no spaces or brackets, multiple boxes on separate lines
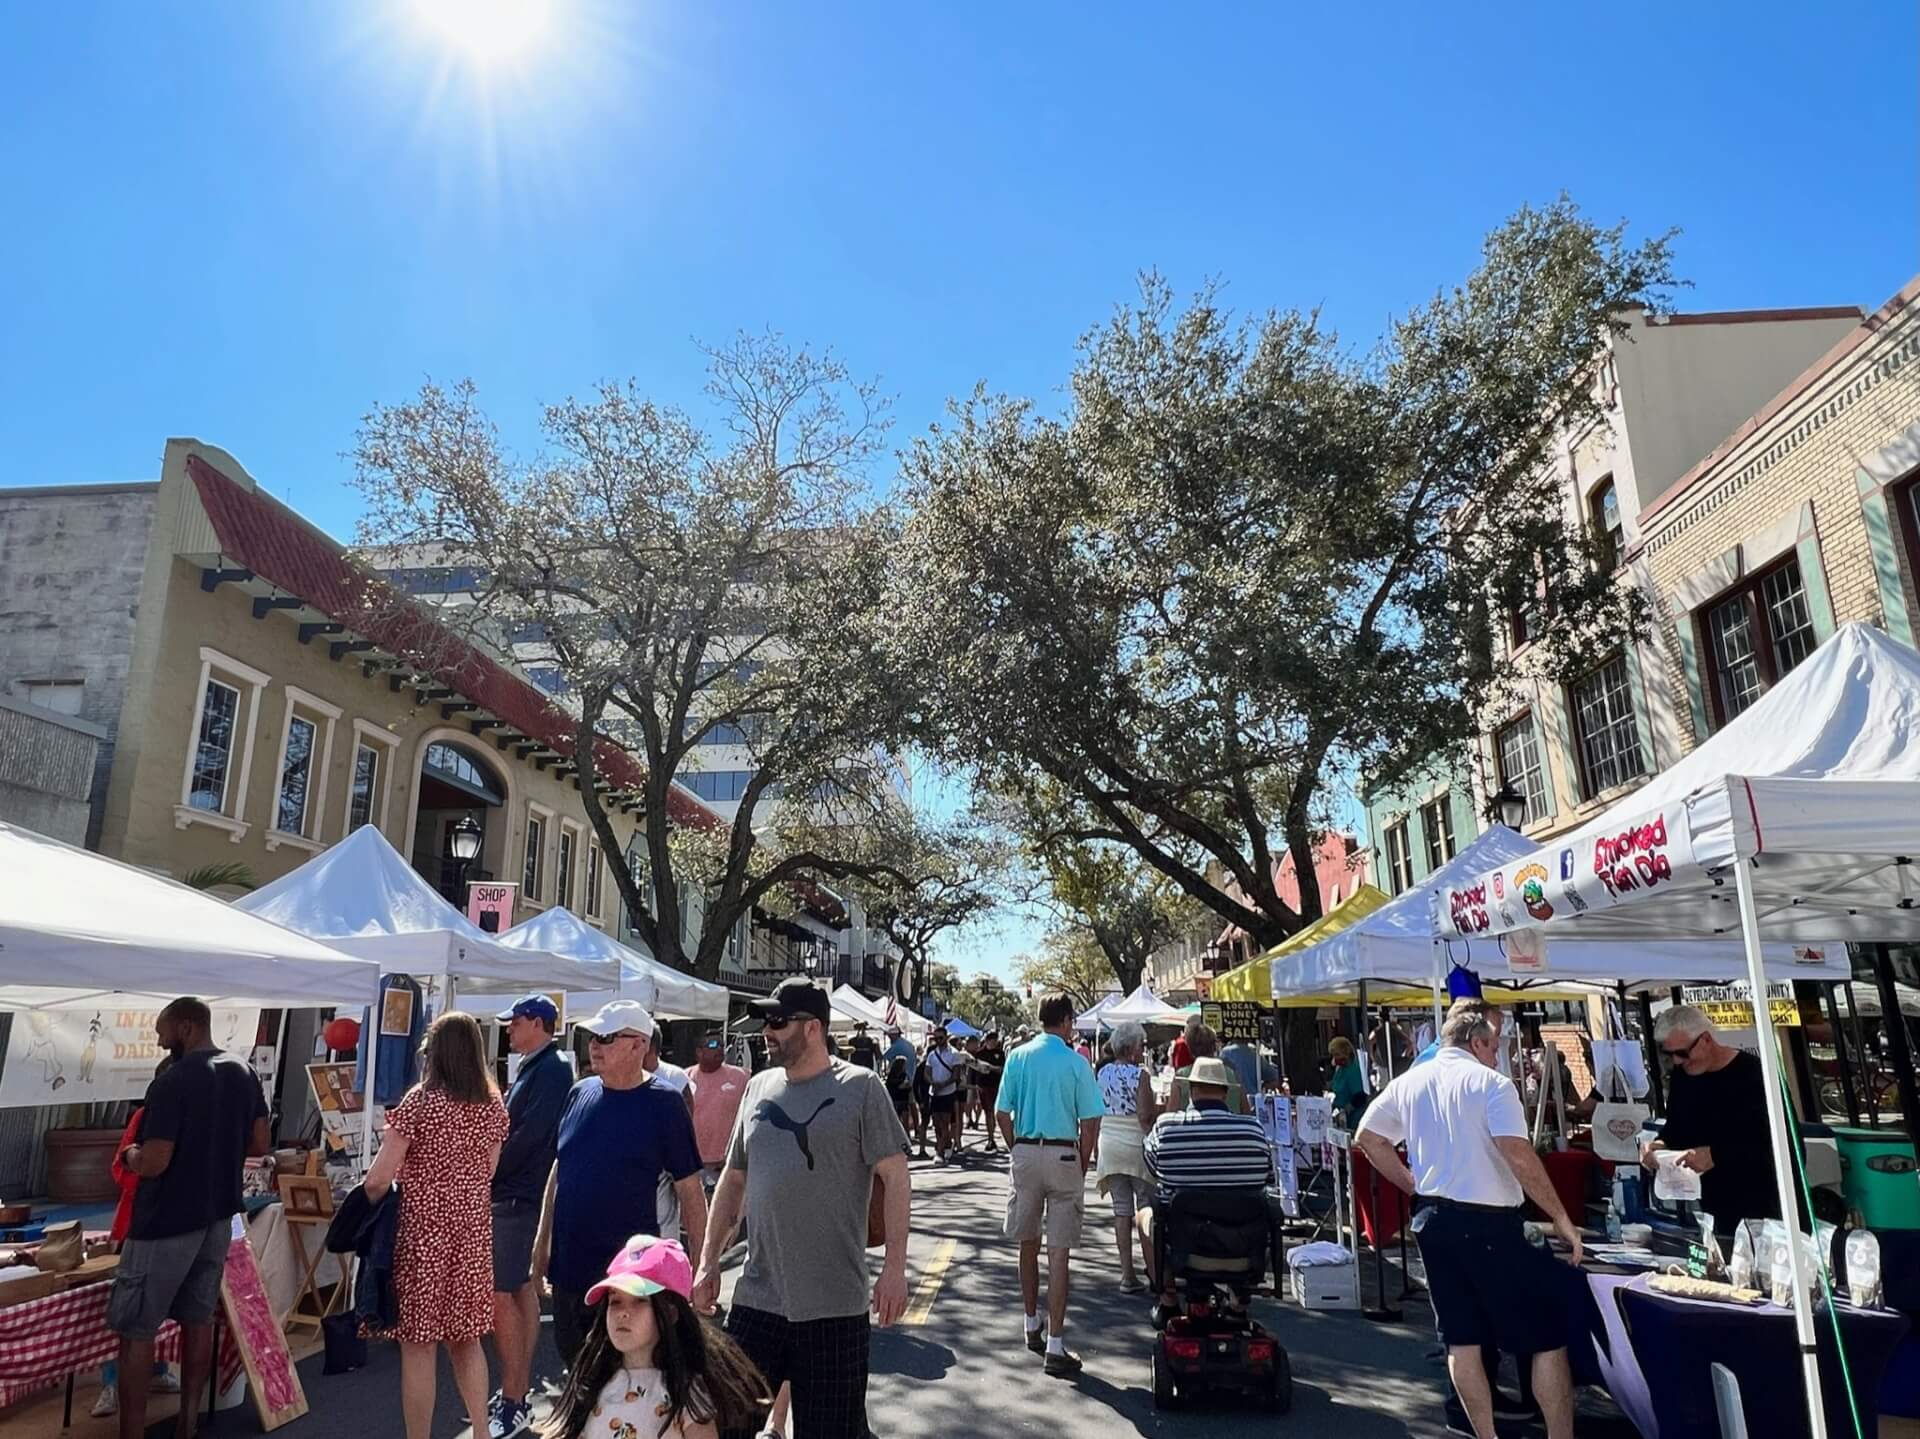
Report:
278,1173,334,1219
380,985,415,1038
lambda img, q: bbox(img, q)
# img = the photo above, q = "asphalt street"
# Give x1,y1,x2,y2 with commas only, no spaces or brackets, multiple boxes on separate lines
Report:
135,1145,1641,1439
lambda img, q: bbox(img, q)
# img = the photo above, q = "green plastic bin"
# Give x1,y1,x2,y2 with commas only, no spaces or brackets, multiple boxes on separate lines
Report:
1833,1127,1920,1230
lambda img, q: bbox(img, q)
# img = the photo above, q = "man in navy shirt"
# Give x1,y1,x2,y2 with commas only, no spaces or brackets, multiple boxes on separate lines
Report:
534,999,705,1365
487,995,571,1438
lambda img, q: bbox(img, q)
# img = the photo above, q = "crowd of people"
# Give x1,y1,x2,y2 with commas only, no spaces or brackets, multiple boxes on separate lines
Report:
99,982,1778,1439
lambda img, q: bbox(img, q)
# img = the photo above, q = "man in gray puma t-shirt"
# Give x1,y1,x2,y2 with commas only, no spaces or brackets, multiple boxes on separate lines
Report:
693,978,911,1439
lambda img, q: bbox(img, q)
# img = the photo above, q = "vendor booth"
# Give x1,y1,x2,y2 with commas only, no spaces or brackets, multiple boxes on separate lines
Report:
1436,624,1920,1439
0,822,381,1425
1073,992,1123,1034
1103,983,1189,1027
1212,885,1391,1003
489,906,729,1023
827,984,928,1040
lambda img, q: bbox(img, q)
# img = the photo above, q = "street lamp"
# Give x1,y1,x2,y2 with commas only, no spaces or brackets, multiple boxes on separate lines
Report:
1485,781,1528,830
449,814,483,897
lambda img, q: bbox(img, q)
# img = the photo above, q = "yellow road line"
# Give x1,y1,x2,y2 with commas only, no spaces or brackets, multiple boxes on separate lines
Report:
901,1238,957,1325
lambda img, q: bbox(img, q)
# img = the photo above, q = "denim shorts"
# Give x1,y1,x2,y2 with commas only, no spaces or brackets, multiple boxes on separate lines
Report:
108,1219,231,1339
491,1198,540,1292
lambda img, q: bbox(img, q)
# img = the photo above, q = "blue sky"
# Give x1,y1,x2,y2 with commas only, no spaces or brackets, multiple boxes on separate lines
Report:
3,2,1915,981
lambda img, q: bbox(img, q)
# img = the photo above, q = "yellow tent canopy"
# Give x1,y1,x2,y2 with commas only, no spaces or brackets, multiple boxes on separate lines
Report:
1210,885,1392,1003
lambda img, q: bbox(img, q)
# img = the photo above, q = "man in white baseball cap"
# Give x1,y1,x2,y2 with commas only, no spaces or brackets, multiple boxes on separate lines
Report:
532,999,707,1364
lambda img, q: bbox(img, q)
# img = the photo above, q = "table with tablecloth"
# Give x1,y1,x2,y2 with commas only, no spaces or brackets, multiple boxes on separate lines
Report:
0,1279,243,1411
1564,1267,1909,1438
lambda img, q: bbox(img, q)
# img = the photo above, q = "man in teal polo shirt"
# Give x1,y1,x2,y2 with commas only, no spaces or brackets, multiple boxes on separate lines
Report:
994,993,1104,1378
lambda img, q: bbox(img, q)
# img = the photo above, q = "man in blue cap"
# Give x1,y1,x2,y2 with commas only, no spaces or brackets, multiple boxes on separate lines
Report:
486,995,569,1439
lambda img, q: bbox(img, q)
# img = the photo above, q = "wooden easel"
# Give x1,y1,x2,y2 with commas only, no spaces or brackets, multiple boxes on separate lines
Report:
279,1157,346,1342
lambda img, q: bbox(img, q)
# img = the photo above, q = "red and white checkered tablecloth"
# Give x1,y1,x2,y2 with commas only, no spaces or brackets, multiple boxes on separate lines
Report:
0,1280,244,1411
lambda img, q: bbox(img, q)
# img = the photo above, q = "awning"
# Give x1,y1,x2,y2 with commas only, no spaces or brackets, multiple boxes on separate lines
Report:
1211,885,1391,1002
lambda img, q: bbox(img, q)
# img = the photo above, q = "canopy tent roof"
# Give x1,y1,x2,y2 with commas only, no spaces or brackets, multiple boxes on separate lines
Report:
1102,983,1187,1026
1074,992,1124,1033
827,984,929,1038
1277,823,1846,996
0,821,380,1010
1436,624,1920,950
941,1015,982,1038
489,908,728,1022
235,825,618,994
1213,885,1391,1001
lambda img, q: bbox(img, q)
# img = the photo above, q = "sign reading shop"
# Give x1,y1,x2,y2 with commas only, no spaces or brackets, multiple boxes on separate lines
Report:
1438,802,1696,936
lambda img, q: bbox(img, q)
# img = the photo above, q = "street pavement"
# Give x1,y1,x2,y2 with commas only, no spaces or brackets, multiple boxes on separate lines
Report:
141,1142,1638,1439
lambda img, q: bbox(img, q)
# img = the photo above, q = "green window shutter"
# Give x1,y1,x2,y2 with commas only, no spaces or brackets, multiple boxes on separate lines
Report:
1620,644,1656,773
1673,618,1712,746
1542,700,1571,817
1794,534,1837,643
1856,476,1917,648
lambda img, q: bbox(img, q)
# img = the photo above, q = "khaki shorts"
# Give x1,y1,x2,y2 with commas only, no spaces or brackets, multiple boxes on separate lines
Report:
1005,1143,1085,1249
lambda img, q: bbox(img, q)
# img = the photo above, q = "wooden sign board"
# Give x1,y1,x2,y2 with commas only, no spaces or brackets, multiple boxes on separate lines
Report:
218,1217,308,1430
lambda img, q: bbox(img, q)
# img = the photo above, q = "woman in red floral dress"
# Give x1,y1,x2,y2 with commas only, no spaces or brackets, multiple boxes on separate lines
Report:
364,1010,510,1439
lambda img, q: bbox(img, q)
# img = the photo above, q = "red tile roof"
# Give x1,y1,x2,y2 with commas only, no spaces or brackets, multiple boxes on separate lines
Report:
185,454,723,834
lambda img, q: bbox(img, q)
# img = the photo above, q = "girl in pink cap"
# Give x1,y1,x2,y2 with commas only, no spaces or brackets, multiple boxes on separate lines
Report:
541,1234,767,1439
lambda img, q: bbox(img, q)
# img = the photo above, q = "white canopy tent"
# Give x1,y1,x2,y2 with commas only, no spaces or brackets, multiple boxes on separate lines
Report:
235,825,616,993
828,984,929,1039
236,826,619,1158
1433,623,1920,1439
1102,983,1188,1026
486,907,729,1023
1273,825,1848,1001
0,821,380,1010
1074,992,1124,1034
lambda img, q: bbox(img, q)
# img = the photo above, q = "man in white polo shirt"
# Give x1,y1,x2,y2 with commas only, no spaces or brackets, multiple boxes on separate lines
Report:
1354,1000,1582,1439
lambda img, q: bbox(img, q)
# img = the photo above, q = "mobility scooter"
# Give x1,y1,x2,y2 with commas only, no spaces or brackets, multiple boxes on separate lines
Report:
1148,1189,1293,1411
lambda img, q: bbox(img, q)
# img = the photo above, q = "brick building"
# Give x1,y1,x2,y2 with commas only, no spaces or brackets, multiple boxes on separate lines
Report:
1634,277,1920,747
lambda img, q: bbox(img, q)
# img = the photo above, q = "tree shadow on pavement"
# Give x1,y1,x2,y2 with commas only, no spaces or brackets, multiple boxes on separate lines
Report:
869,1330,954,1382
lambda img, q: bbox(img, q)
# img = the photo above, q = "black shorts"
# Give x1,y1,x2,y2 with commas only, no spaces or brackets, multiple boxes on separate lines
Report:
1412,1201,1570,1353
492,1197,539,1292
929,1091,959,1116
722,1305,870,1439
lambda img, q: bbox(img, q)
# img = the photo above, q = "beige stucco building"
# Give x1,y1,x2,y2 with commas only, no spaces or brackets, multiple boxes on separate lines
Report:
1635,276,1920,749
0,439,707,930
1468,304,1863,844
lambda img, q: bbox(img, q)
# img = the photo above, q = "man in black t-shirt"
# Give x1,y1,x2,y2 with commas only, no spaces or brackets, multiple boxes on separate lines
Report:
109,997,268,1439
1643,1004,1779,1234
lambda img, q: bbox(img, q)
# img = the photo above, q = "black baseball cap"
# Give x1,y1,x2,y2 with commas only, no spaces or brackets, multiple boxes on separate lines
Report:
748,977,833,1025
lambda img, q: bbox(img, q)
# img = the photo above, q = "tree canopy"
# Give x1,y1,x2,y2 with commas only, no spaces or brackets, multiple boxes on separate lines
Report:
889,199,1673,952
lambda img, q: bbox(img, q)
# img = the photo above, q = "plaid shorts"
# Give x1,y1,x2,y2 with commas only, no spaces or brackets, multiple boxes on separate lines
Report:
722,1305,870,1439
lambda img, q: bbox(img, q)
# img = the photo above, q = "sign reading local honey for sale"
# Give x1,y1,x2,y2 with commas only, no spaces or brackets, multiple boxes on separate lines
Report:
0,1007,259,1109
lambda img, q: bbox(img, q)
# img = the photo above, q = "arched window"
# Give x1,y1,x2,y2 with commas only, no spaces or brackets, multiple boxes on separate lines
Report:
422,741,505,805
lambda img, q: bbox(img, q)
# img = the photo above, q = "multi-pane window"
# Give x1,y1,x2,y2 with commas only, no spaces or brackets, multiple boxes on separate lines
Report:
586,841,604,918
1384,821,1413,895
1702,558,1818,727
1568,655,1647,799
275,716,317,834
189,679,241,811
1589,478,1622,572
523,813,546,901
1420,797,1456,871
1495,714,1550,826
348,743,381,831
682,769,757,803
557,828,577,910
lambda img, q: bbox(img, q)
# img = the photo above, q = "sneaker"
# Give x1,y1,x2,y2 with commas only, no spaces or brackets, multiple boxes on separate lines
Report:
1043,1348,1084,1378
489,1396,532,1439
1119,1275,1145,1295
91,1386,119,1418
150,1369,182,1395
1025,1327,1046,1354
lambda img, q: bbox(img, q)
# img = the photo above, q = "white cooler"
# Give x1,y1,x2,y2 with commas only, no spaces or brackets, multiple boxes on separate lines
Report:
1287,1248,1360,1311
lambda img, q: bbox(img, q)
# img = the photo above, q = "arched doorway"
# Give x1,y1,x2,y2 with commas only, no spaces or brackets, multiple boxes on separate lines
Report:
410,739,506,904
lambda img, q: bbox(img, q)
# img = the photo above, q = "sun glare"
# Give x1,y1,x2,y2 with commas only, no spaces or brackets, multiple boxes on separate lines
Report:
415,0,552,65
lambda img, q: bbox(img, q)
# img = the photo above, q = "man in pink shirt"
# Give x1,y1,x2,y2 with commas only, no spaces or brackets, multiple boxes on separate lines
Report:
688,1032,750,1192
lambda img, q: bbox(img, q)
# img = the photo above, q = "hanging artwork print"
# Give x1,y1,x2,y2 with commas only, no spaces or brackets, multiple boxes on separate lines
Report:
0,1008,257,1108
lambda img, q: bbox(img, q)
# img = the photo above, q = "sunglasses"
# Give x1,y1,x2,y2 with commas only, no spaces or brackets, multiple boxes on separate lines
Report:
1660,1031,1706,1061
762,1014,798,1031
588,1030,641,1045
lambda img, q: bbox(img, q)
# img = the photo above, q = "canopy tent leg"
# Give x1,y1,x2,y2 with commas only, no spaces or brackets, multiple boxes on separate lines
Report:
1430,944,1445,1034
1733,859,1828,1439
1636,992,1664,1116
1870,943,1920,1141
359,994,381,1173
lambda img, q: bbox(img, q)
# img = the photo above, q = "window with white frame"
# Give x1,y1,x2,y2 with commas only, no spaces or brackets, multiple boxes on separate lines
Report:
268,687,340,848
1568,654,1646,799
557,824,580,910
1495,713,1550,826
177,648,271,837
346,720,400,834
524,807,551,901
1420,796,1456,871
585,839,604,918
1384,820,1413,895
